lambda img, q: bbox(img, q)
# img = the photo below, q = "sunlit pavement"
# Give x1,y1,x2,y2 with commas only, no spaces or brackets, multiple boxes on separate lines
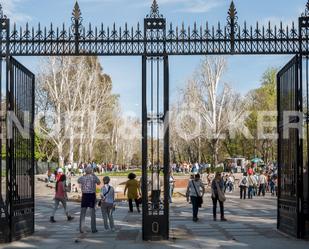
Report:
1,191,308,249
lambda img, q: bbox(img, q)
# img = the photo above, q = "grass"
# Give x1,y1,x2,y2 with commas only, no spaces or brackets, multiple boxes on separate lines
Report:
96,170,192,177
97,170,142,177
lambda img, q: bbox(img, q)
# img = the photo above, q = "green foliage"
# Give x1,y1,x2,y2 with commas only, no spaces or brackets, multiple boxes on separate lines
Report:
131,153,141,166
222,67,278,163
35,132,45,160
212,166,224,173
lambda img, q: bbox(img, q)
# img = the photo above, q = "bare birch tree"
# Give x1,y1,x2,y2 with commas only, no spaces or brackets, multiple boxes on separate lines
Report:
36,56,117,164
181,57,245,166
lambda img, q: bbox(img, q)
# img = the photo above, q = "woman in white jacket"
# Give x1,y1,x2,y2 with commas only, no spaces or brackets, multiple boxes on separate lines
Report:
239,172,249,199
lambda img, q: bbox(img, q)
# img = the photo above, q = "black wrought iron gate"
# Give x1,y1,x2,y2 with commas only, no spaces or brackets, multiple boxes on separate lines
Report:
277,55,304,238
0,56,35,242
1,0,309,242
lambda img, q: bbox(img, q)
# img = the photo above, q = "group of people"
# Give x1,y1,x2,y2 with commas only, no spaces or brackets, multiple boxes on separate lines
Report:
171,162,209,174
239,168,278,199
49,162,279,232
49,167,143,233
186,173,227,222
48,162,135,177
77,162,129,174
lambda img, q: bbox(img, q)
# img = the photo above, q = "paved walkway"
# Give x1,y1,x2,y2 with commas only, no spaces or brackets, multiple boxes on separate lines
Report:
1,192,308,249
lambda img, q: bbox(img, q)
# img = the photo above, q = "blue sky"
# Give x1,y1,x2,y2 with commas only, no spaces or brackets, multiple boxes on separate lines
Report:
1,0,308,117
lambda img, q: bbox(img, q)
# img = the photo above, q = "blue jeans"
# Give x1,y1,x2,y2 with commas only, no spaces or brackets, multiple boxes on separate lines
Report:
190,196,199,219
248,186,253,199
212,195,224,219
258,184,266,196
169,185,174,203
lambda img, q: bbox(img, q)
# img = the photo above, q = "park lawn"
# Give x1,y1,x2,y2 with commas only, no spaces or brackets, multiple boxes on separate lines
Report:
96,170,191,177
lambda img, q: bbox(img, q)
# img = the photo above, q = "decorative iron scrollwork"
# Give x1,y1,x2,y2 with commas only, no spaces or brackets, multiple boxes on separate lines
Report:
0,0,309,55
147,0,163,19
71,1,83,35
227,1,239,34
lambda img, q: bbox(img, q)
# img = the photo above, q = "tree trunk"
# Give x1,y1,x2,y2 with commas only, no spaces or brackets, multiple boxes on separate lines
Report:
212,139,219,167
58,143,64,167
68,124,74,163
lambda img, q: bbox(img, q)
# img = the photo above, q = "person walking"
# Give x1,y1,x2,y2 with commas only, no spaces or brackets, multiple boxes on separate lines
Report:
186,174,205,222
78,166,101,233
169,171,175,203
239,172,248,199
50,174,74,223
100,176,115,231
211,172,227,221
258,171,267,197
248,173,257,199
124,173,141,213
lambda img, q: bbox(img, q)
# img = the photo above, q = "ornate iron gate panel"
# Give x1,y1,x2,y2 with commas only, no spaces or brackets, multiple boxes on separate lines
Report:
277,55,304,238
1,1,309,56
6,57,35,242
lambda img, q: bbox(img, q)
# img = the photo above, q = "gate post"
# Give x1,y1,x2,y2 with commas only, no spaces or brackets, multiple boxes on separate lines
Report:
141,0,170,241
298,3,309,238
0,5,10,243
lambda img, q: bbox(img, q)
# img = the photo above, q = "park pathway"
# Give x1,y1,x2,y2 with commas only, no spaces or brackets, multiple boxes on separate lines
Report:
0,192,308,249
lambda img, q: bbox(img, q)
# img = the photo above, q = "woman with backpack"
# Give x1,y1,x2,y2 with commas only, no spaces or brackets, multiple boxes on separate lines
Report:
211,172,227,221
50,174,74,223
239,172,249,199
186,174,205,222
100,176,115,231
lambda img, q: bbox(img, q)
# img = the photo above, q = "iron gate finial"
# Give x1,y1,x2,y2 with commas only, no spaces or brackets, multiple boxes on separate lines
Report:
227,0,238,53
72,1,82,21
227,0,238,24
148,0,163,18
71,0,83,33
302,0,309,16
0,3,7,19
71,1,83,54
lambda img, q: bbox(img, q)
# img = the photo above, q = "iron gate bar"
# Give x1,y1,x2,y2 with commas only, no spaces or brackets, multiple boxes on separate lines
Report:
0,1,309,56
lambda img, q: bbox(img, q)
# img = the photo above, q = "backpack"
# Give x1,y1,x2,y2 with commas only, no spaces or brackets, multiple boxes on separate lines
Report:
241,177,247,186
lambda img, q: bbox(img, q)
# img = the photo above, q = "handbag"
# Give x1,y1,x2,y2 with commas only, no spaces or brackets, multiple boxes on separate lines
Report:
192,180,203,208
136,197,142,205
215,181,226,202
98,186,111,207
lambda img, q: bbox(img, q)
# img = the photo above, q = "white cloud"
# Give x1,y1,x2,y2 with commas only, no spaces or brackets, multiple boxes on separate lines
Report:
0,0,31,22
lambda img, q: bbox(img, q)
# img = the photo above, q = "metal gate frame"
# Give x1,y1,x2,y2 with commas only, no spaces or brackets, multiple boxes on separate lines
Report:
1,0,309,241
277,55,304,238
0,56,35,242
8,57,35,242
